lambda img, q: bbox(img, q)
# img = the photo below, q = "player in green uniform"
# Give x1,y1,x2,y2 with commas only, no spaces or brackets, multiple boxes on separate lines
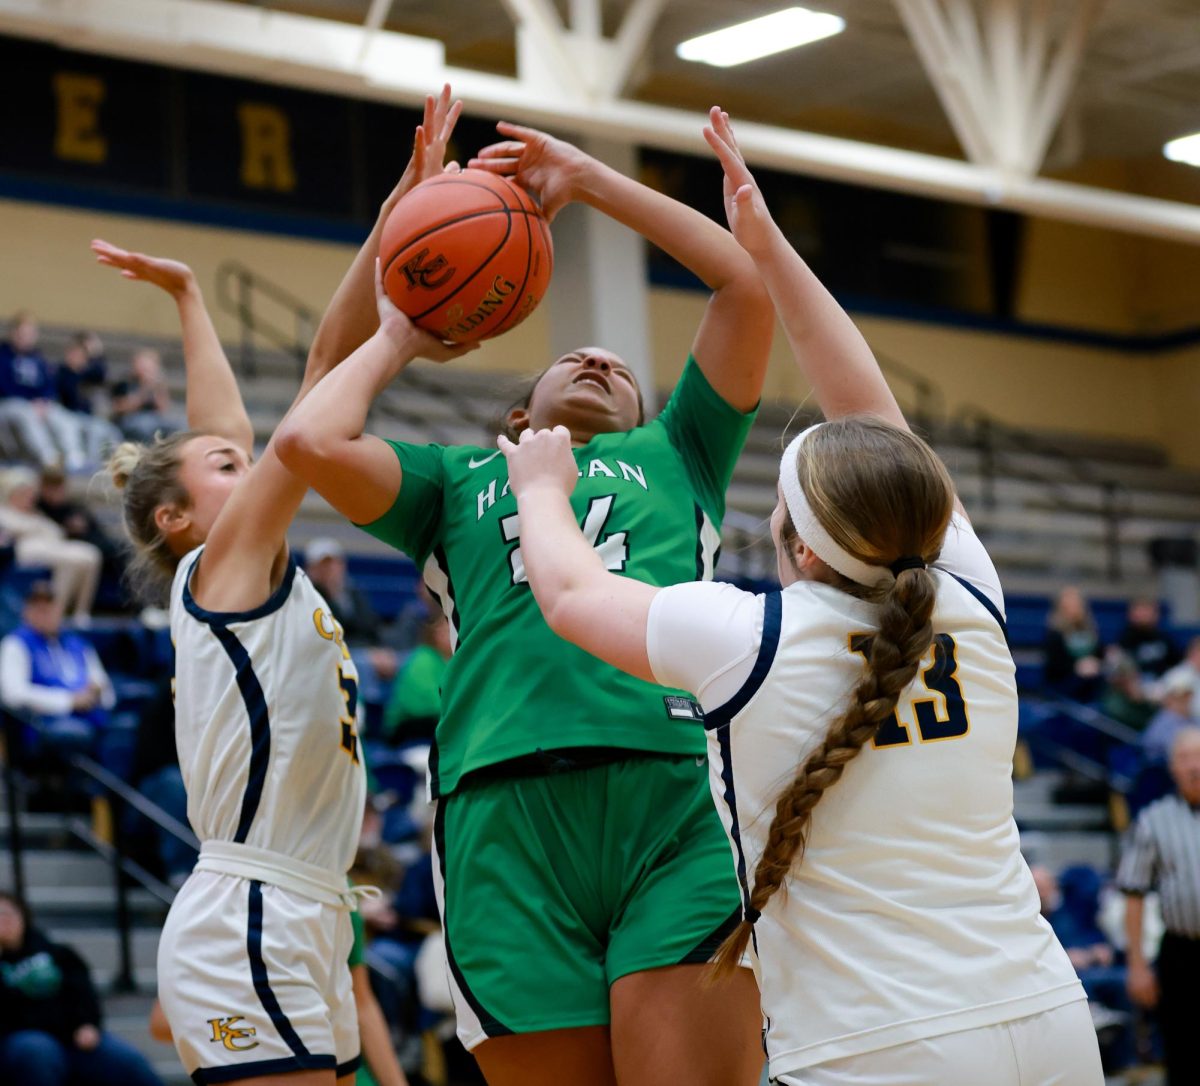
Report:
276,118,774,1086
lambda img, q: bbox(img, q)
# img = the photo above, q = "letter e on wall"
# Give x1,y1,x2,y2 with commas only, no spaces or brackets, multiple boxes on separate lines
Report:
53,72,107,164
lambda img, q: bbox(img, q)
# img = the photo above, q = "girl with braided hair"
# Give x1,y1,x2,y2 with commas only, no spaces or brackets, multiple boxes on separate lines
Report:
498,110,1101,1086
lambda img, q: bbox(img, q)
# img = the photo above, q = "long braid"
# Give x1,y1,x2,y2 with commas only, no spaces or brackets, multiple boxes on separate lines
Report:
711,558,939,975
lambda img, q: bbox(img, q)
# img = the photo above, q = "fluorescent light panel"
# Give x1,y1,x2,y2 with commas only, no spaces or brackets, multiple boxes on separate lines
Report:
676,6,845,68
1164,133,1200,168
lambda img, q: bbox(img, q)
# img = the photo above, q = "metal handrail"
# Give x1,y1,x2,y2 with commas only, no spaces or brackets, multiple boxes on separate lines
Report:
215,260,317,380
2,712,199,992
953,404,1130,580
874,350,944,434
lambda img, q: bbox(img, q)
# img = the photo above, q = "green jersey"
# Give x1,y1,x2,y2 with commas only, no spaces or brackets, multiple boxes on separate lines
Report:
360,358,755,797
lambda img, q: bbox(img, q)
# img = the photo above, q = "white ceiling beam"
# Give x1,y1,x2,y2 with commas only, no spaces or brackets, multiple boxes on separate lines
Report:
897,0,1103,177
894,0,996,166
569,0,601,41
606,0,667,98
1022,0,1100,175
1,0,1199,244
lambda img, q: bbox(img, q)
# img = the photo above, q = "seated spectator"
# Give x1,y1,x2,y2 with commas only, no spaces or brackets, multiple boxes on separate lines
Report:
384,611,450,744
110,348,183,442
306,538,397,681
1116,597,1180,680
1158,635,1200,711
130,676,194,887
0,312,91,471
0,580,113,762
54,333,119,465
1100,653,1157,733
1142,671,1196,766
1043,586,1104,701
0,467,102,619
0,890,163,1086
36,466,128,603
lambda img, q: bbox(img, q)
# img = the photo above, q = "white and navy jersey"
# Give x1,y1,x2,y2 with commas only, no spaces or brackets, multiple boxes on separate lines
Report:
170,546,367,878
646,515,1083,1078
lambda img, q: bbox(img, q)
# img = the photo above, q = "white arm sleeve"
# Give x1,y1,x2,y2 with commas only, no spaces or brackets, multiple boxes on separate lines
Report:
935,512,1005,617
0,636,74,717
86,647,116,710
646,581,765,710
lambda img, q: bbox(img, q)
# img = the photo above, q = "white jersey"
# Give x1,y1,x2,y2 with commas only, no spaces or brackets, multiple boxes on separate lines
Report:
170,546,367,879
646,515,1084,1078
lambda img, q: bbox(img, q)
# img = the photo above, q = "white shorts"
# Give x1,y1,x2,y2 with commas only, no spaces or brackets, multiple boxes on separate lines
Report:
158,870,359,1084
776,1000,1102,1086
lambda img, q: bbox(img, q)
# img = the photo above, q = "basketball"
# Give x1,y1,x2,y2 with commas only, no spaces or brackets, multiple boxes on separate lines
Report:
380,169,553,344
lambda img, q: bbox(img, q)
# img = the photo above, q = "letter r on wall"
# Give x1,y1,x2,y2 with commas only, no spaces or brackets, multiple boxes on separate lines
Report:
237,102,297,192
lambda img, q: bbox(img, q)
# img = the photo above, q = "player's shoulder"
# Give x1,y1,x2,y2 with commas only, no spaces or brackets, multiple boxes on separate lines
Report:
441,443,504,476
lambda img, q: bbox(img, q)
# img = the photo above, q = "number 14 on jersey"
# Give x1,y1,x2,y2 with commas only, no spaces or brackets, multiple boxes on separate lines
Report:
501,494,629,586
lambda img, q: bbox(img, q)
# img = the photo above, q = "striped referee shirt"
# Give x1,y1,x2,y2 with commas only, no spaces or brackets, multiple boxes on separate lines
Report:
1116,794,1200,938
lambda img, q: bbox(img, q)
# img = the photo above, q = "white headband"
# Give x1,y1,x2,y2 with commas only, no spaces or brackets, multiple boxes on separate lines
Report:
779,424,894,588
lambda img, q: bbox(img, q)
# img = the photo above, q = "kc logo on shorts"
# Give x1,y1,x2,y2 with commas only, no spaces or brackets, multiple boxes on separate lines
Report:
208,1015,259,1051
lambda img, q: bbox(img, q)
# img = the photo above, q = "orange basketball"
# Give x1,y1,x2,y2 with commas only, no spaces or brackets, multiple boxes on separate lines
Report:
380,169,553,344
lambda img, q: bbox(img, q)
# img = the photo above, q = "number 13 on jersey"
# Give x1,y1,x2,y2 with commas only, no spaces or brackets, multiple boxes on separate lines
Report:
850,632,970,748
501,495,629,586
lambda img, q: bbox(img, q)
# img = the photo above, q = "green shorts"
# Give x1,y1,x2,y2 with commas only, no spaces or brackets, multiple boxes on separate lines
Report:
432,751,741,1048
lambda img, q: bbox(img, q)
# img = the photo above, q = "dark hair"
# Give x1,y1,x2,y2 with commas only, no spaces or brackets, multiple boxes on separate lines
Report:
712,417,955,975
495,359,647,442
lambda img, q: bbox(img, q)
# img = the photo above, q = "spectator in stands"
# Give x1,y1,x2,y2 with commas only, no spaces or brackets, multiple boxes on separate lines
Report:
1100,652,1158,732
0,890,163,1086
1116,597,1181,680
306,537,398,681
55,332,119,464
1117,725,1200,1086
36,466,127,602
0,580,113,761
383,610,450,744
110,347,183,442
1143,671,1197,766
0,312,89,471
130,676,194,887
0,467,101,619
1159,635,1200,712
1043,585,1104,701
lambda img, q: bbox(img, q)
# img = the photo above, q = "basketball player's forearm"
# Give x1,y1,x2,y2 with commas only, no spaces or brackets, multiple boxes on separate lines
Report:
573,159,759,292
756,230,906,428
517,488,658,679
1123,894,1146,968
304,191,404,394
176,287,255,452
284,328,415,449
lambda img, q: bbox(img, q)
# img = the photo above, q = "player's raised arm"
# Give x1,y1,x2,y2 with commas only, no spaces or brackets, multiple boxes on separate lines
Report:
497,426,659,683
703,109,906,431
91,240,254,455
275,262,475,526
303,85,463,396
470,122,774,412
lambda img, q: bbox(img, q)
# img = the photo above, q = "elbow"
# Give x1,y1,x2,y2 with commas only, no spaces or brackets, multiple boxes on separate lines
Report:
274,421,330,478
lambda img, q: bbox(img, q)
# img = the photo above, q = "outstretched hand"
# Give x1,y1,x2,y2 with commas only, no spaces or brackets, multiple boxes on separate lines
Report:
409,83,464,187
91,239,197,298
702,108,777,256
468,121,588,221
497,425,578,498
373,258,476,364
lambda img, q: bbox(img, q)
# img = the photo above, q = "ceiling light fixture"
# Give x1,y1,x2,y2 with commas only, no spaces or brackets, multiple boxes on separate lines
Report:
1164,133,1200,168
676,6,845,69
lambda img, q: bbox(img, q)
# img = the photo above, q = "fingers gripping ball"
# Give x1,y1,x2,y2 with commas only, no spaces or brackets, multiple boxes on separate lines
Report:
380,169,553,344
